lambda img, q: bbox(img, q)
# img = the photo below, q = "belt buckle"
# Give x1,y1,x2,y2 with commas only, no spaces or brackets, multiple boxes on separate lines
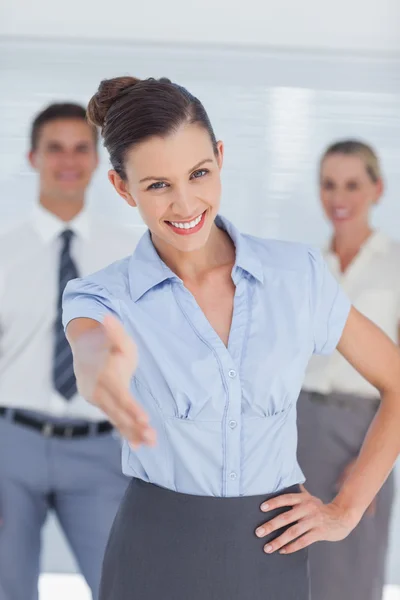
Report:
42,423,54,437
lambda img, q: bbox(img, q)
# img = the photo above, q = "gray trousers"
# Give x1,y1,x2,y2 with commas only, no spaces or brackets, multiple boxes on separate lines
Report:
0,410,129,600
100,478,310,600
297,390,395,600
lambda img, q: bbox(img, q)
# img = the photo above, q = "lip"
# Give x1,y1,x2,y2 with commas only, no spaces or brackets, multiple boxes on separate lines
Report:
166,210,206,236
330,207,352,222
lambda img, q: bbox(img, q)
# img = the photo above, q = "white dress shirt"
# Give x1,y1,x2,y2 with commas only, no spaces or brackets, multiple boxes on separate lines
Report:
303,231,400,398
0,203,144,421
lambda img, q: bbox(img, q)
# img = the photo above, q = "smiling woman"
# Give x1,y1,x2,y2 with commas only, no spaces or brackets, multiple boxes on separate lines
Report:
297,140,400,600
61,77,400,600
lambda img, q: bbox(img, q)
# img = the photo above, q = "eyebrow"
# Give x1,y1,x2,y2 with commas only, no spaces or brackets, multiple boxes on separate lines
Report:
46,141,92,149
139,158,214,184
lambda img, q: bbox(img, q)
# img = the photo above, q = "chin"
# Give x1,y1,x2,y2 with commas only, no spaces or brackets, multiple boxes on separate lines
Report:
57,187,86,199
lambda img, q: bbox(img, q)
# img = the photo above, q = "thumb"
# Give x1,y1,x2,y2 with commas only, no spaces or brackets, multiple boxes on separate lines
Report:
102,314,134,356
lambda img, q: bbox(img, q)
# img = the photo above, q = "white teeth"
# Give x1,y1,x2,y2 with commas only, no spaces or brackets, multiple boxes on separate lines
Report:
333,208,350,218
170,213,203,230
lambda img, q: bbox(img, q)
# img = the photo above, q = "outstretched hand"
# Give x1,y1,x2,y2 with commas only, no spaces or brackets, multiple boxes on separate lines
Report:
75,314,156,449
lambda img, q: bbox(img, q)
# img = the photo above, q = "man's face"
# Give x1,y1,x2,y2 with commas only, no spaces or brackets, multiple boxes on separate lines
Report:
29,118,99,200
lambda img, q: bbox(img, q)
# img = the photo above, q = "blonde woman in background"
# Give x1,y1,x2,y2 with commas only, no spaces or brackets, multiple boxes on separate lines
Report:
297,140,399,600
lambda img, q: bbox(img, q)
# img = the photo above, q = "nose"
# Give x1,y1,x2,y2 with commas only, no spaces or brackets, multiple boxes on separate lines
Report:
60,150,80,167
171,185,197,217
329,190,348,206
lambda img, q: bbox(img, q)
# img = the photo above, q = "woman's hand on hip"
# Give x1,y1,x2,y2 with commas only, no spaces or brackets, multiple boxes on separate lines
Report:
255,485,359,554
68,314,156,449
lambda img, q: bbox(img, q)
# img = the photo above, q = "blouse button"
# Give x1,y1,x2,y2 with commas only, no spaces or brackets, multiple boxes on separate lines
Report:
229,472,237,481
229,420,237,429
228,369,237,379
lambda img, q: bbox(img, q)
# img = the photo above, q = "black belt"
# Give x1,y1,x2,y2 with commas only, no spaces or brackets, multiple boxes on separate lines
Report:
0,407,113,439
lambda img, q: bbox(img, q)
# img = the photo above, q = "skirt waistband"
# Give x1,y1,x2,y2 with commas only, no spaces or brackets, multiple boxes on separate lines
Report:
303,390,380,413
131,476,300,506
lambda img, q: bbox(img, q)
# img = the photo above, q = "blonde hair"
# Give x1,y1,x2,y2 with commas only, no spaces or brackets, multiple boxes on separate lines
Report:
320,140,382,183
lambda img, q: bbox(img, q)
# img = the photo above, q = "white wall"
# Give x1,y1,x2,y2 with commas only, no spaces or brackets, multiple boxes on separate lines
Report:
1,0,400,52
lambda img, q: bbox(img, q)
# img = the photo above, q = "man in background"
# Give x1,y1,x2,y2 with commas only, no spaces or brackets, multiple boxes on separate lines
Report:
0,103,141,600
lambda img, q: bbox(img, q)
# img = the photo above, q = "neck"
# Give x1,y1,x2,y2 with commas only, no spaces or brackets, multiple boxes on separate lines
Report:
152,223,235,282
39,192,85,222
332,223,373,272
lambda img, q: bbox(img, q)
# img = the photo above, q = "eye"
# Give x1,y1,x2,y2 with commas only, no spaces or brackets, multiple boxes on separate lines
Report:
76,145,91,154
190,169,209,180
147,181,168,190
321,180,334,191
47,145,62,154
347,181,359,191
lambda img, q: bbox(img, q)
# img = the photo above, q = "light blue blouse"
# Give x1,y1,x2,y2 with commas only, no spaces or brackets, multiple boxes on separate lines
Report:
63,216,351,497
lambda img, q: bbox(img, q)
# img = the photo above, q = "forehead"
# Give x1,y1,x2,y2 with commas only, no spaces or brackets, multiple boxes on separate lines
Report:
321,154,369,180
126,123,214,178
36,118,96,147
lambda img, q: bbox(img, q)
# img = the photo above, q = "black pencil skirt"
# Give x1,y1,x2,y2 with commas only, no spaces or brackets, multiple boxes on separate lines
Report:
100,478,310,600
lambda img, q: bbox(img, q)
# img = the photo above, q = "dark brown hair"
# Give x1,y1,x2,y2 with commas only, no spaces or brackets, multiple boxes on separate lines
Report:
30,102,98,151
321,140,382,183
87,76,218,179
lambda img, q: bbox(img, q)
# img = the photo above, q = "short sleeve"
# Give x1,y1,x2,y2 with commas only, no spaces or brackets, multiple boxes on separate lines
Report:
308,247,351,355
62,277,121,331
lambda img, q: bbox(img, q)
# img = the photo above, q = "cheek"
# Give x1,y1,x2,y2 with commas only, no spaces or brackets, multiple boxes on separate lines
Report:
319,191,330,209
135,194,169,223
198,176,221,203
352,191,371,211
82,156,98,173
41,160,59,178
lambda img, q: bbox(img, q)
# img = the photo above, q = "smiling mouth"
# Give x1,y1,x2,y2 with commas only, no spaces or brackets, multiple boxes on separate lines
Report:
332,207,351,221
57,173,82,182
165,211,206,235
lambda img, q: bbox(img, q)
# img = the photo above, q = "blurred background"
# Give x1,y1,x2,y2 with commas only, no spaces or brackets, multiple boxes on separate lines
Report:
1,0,400,598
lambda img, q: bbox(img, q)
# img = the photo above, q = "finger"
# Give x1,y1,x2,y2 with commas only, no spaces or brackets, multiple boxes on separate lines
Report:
263,519,314,553
100,377,149,424
256,505,311,538
260,491,306,512
279,530,320,554
93,390,145,440
93,386,156,446
112,407,156,448
102,314,135,356
113,402,156,446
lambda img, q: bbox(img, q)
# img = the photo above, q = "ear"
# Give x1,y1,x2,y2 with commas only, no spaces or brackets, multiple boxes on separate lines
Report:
28,150,37,170
108,170,137,207
216,140,224,170
373,178,384,205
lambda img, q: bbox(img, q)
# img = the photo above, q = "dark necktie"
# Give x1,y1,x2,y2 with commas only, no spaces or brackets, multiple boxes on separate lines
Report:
53,229,79,400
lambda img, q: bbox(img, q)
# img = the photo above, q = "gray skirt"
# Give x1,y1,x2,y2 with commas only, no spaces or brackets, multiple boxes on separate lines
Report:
100,478,310,600
297,390,395,600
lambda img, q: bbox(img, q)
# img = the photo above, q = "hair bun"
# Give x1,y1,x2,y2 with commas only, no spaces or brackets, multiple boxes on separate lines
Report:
87,76,141,128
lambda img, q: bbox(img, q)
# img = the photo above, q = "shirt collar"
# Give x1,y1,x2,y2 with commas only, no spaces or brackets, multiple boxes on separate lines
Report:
128,215,264,303
31,202,91,243
324,230,390,259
